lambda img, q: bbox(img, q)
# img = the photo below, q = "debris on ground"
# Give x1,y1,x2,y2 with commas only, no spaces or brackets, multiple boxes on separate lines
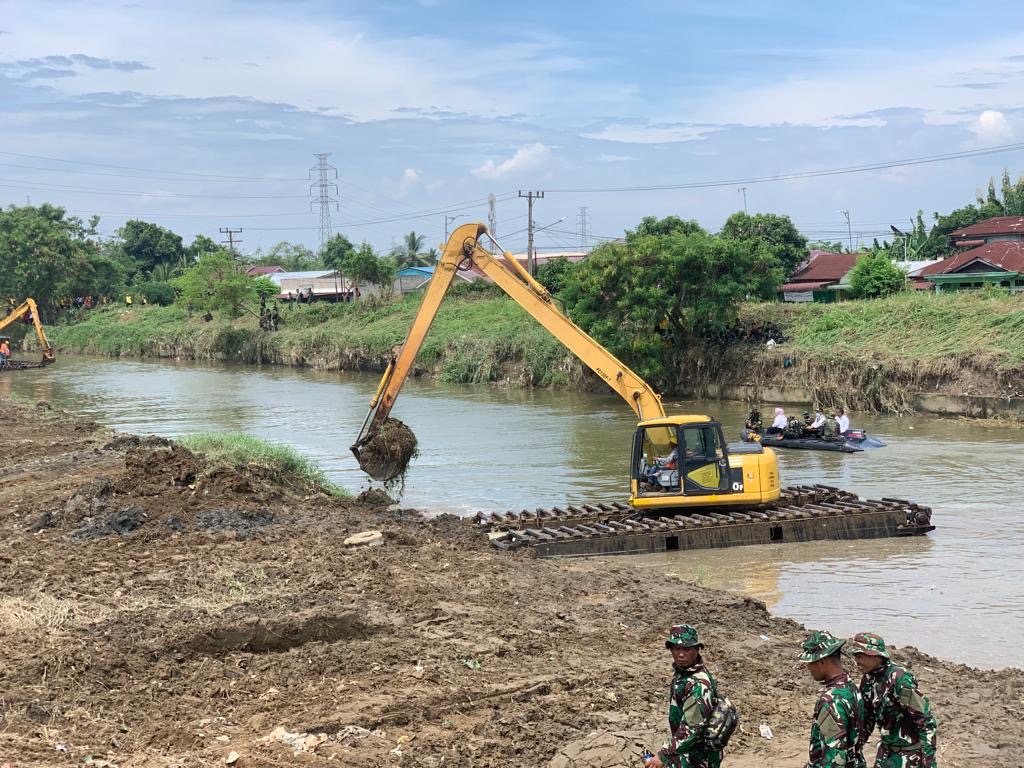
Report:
0,397,1021,768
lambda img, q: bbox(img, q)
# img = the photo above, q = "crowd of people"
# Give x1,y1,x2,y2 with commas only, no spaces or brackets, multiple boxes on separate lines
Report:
646,623,937,768
746,406,851,442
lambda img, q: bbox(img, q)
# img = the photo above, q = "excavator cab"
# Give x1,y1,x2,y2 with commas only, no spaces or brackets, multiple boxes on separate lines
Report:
632,418,731,498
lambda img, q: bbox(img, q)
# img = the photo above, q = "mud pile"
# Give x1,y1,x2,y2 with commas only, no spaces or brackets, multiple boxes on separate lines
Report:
354,416,418,481
1,397,1021,768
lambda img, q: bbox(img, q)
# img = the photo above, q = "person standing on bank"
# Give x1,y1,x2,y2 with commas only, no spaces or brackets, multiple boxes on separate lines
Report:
850,633,938,768
645,624,722,768
800,631,865,768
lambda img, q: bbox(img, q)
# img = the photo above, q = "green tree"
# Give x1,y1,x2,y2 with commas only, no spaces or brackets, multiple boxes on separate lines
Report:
322,233,355,276
252,241,319,271
849,250,905,298
184,234,223,267
172,252,256,317
0,203,122,315
887,210,930,261
116,220,185,274
343,242,396,295
560,229,782,386
535,255,579,296
625,215,706,244
390,230,432,269
807,240,846,253
719,211,808,276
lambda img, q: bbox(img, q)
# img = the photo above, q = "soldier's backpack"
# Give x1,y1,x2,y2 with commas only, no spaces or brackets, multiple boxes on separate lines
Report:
704,676,739,751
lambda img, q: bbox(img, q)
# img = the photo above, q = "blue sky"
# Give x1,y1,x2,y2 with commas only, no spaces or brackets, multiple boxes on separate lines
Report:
2,0,1023,256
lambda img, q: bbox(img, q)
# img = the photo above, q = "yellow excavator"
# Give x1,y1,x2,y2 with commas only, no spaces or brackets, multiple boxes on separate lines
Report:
0,298,55,371
352,223,933,555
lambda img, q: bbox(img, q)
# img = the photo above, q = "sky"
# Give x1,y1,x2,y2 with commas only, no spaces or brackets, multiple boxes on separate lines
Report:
2,0,1024,256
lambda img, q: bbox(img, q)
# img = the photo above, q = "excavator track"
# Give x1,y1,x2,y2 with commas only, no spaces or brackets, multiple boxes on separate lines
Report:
1,359,54,372
476,485,934,558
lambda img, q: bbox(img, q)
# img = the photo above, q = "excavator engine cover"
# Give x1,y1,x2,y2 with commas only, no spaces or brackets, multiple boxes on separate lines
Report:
353,417,418,481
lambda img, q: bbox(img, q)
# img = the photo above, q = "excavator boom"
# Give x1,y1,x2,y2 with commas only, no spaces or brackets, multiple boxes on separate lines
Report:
0,298,55,370
352,223,664,473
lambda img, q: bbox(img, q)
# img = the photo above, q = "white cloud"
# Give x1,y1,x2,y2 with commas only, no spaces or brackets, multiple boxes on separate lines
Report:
398,167,422,195
598,153,638,163
969,109,1014,145
472,143,551,179
581,124,719,144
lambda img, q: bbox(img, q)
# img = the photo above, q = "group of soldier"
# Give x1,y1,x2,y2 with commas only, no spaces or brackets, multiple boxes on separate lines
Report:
747,406,849,442
647,624,937,768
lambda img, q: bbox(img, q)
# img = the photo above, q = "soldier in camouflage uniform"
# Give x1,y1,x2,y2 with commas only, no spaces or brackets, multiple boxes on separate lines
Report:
821,412,841,441
645,624,722,768
850,633,938,768
800,630,865,768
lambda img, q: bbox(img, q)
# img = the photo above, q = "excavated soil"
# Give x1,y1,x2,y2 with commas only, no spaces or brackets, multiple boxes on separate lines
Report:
1,397,1021,768
354,417,419,482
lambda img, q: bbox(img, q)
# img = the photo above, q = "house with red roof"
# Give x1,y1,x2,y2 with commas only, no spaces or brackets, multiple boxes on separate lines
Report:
919,216,1024,292
779,250,861,302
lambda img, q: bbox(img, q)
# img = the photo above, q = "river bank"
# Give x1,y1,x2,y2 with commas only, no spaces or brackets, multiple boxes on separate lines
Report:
1,396,1021,767
45,290,1024,416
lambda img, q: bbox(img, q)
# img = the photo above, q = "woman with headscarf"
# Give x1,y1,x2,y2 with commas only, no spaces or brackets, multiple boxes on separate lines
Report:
769,407,788,434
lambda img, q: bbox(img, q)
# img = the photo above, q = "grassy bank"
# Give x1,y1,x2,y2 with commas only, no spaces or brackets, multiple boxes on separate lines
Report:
178,432,349,497
49,293,585,388
49,290,1024,411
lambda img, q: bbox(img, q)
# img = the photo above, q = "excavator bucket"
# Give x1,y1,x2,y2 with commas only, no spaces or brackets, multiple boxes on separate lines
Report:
351,417,418,482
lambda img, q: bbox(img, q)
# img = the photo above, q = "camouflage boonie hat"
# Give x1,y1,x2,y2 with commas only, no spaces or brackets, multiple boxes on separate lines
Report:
665,624,703,649
849,632,889,658
799,630,845,662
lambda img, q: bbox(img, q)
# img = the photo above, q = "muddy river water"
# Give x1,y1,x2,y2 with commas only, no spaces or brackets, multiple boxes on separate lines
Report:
5,356,1022,669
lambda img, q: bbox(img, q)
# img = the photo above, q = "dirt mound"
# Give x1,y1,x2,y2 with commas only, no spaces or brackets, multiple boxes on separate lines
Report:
354,417,418,481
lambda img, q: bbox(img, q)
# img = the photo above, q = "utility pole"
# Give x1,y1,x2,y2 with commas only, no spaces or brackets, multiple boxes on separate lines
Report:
219,227,243,257
444,214,462,242
576,206,590,250
738,186,748,214
310,153,340,298
519,190,544,275
488,193,497,238
841,210,853,252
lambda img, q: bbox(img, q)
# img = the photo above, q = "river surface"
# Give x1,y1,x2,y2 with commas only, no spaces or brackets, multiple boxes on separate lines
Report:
4,356,1022,669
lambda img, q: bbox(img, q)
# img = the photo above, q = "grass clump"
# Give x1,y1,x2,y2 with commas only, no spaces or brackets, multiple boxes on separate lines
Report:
178,432,349,497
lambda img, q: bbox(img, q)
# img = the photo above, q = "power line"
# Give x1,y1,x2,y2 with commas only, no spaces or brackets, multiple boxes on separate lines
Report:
0,178,307,199
0,160,302,184
219,227,243,256
546,142,1024,194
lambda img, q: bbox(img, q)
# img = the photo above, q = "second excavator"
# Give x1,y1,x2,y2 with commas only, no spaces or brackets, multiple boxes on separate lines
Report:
352,223,934,557
0,299,55,372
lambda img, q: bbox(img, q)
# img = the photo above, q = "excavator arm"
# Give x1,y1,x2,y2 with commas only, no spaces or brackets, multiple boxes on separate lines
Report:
352,223,664,462
0,299,55,364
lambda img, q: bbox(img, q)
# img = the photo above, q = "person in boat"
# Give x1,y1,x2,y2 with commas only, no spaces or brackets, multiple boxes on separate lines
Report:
821,411,842,441
784,414,806,440
768,407,788,434
811,407,826,429
802,411,822,438
744,409,762,431
836,407,850,435
0,336,9,367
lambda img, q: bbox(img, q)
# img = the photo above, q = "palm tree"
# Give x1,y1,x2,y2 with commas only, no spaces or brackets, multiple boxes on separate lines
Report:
151,262,177,282
390,231,433,269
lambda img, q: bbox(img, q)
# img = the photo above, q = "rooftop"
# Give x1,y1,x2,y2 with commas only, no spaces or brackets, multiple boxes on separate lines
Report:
949,216,1024,240
919,241,1024,276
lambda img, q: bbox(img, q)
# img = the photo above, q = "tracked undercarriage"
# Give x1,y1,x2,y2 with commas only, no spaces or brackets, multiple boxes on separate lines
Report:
1,358,55,372
477,485,935,558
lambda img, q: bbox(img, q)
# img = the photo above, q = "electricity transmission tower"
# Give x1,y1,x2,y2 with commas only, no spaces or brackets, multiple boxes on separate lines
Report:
309,153,339,253
576,206,590,250
488,193,497,238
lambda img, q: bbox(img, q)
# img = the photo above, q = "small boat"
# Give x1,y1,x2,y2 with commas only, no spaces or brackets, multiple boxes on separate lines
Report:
742,427,866,454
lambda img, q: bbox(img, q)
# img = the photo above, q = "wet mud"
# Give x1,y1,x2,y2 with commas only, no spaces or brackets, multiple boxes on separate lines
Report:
0,397,1020,767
